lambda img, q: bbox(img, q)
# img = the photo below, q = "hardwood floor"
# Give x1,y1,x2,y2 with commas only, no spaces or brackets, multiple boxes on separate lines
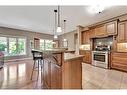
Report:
0,59,127,89
0,59,44,89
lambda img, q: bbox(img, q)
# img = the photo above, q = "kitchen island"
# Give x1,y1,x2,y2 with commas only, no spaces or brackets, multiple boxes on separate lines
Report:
40,49,84,89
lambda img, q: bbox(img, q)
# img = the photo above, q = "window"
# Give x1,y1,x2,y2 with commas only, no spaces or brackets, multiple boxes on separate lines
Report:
9,38,17,55
40,39,53,50
17,38,26,55
63,40,68,48
0,37,8,56
40,39,45,50
45,40,53,50
0,36,26,56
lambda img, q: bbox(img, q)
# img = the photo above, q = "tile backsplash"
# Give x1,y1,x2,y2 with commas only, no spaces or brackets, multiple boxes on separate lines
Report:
93,37,113,50
117,43,127,52
80,44,90,50
94,37,113,46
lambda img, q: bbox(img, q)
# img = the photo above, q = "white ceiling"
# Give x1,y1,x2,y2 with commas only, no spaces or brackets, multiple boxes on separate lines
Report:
0,6,127,35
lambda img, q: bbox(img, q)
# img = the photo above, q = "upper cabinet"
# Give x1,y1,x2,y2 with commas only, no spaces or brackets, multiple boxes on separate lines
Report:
81,30,90,44
94,21,117,37
118,21,127,42
94,25,106,37
89,28,95,38
106,21,117,35
81,21,118,45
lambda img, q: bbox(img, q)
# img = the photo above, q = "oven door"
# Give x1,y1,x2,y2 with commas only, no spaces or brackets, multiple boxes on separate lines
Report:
93,53,106,62
92,52,108,68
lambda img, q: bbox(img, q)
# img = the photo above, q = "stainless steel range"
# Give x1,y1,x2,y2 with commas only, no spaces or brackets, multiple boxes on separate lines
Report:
92,37,112,69
92,51,109,69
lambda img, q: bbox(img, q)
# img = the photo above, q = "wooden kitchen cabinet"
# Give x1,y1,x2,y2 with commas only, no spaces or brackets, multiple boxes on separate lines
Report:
81,30,90,44
90,21,117,38
79,50,91,64
106,21,117,35
43,59,51,88
89,28,95,38
118,21,127,42
43,54,62,89
111,52,127,72
51,63,62,89
94,25,107,37
43,51,83,89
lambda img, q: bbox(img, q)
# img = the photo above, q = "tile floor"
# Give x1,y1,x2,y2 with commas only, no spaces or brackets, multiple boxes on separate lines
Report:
82,63,127,89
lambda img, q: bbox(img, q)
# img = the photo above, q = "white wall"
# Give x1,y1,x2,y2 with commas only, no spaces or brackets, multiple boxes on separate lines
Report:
0,27,53,61
58,30,77,51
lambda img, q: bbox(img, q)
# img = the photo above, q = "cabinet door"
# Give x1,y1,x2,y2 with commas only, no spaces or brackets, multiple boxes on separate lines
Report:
125,22,127,41
90,28,95,38
51,63,62,89
84,51,91,64
106,21,117,35
95,25,106,37
80,50,91,64
111,52,127,72
43,59,51,88
82,31,86,44
79,50,86,62
82,30,90,44
118,22,126,42
86,31,90,44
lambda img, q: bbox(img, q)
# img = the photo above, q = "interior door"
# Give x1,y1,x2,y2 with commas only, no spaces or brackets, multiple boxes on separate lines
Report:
34,38,40,49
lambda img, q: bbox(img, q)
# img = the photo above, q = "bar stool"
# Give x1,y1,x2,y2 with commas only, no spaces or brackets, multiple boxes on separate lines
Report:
31,50,44,83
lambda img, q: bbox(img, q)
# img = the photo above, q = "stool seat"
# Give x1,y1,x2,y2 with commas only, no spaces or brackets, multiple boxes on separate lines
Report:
33,57,43,60
31,50,44,83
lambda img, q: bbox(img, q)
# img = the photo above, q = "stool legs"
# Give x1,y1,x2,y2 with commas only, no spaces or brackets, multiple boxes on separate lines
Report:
31,60,36,80
40,59,43,83
31,59,44,83
37,60,40,81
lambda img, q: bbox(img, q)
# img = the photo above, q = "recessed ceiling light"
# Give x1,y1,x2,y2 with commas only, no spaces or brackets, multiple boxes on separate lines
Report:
87,5,111,14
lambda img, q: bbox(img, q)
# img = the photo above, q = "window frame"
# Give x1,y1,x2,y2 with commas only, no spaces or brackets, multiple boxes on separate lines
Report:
40,39,53,50
0,34,27,57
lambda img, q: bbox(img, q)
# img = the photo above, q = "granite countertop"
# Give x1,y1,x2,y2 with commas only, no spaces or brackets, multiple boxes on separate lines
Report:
32,49,75,54
64,53,84,61
32,49,83,61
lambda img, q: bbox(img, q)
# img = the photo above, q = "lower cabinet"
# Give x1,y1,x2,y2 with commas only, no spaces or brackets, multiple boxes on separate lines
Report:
79,50,91,64
43,59,51,88
43,58,62,89
111,52,127,72
43,53,83,89
50,63,62,89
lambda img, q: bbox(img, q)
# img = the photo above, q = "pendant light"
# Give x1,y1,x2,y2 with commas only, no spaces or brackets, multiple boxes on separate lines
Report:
56,6,62,33
63,20,67,41
54,9,58,39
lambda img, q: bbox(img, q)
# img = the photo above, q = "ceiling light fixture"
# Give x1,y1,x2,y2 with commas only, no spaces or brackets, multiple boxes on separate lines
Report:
88,5,109,14
54,9,58,39
56,6,62,32
63,20,67,41
54,35,58,39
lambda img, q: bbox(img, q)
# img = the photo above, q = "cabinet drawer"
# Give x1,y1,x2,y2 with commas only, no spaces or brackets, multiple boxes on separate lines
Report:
111,52,127,72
